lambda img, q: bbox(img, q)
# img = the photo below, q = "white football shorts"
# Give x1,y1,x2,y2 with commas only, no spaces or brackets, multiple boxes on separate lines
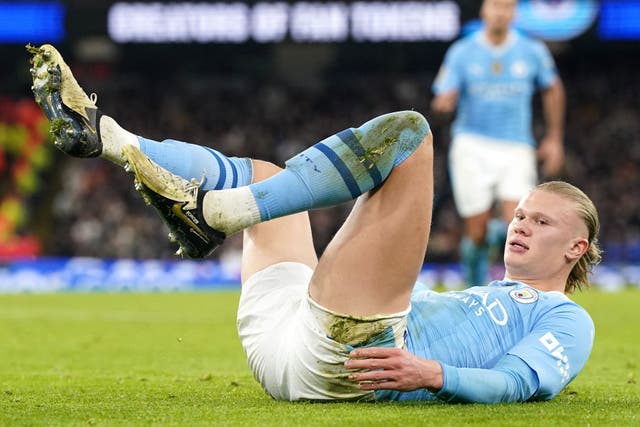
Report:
236,262,409,401
449,133,537,217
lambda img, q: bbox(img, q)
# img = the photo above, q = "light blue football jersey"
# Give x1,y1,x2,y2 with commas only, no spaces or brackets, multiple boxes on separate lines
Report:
432,30,558,146
377,280,594,402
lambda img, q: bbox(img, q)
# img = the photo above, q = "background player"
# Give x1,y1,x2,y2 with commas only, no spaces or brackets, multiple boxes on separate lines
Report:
431,0,565,285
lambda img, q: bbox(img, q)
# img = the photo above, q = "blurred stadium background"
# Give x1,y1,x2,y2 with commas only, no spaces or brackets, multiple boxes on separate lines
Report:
1,0,639,291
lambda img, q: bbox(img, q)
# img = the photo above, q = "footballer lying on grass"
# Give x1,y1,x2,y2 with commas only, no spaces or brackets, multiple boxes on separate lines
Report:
28,43,599,403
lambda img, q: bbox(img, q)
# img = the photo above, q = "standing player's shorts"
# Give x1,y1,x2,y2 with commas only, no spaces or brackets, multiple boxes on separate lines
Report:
449,134,537,217
236,262,409,401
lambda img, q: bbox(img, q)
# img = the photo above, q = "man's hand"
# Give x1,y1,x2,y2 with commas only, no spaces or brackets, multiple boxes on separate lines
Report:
344,347,444,392
537,135,564,177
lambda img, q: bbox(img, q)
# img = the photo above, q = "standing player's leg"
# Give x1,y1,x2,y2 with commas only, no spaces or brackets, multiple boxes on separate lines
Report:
28,44,251,192
460,213,491,285
486,216,509,272
500,201,518,227
448,135,497,285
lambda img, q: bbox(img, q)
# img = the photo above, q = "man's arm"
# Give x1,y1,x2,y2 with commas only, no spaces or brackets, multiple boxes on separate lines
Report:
345,348,539,403
431,41,462,115
346,303,593,403
434,356,539,403
431,91,458,114
537,78,565,177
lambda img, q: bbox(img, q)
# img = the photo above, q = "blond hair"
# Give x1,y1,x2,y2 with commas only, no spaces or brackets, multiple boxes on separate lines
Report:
535,181,602,293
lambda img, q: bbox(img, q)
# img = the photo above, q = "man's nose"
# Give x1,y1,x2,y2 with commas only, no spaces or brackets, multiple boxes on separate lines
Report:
513,221,531,236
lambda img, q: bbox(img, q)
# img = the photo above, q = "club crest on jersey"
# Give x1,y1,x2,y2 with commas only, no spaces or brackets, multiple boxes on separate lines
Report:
511,60,529,78
509,288,539,304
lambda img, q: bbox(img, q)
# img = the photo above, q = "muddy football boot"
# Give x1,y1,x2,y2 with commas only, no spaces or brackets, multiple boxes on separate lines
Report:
28,44,102,157
122,145,226,258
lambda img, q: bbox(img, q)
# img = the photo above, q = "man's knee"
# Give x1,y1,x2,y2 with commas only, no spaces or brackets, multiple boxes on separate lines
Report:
353,111,430,171
359,110,429,146
466,224,489,245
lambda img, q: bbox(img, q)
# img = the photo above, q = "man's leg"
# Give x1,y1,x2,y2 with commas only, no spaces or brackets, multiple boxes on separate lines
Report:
460,212,491,286
29,44,251,191
122,111,429,263
240,160,317,282
119,113,431,400
500,200,518,225
130,116,431,315
448,135,498,286
309,136,433,316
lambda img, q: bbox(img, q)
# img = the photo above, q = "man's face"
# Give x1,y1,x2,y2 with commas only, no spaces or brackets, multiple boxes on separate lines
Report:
481,0,517,34
504,190,588,283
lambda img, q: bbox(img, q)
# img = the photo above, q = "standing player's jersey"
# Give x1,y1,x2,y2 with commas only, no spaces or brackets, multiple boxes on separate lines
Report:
378,280,594,402
432,30,558,145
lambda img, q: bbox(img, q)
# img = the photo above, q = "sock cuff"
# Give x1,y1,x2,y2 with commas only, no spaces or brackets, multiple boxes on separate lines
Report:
249,169,315,221
99,115,140,165
202,187,262,235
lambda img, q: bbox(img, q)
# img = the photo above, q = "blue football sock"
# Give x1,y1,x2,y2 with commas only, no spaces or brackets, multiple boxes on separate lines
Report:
460,237,489,285
248,111,430,221
137,137,253,191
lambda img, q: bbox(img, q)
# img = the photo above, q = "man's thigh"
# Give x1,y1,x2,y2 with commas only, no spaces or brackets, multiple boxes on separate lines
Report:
309,136,434,316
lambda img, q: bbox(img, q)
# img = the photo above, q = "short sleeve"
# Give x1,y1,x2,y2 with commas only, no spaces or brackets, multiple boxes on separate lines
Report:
432,41,464,95
531,39,558,89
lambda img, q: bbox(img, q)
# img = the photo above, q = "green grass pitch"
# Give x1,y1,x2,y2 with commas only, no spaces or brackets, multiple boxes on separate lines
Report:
1,289,638,426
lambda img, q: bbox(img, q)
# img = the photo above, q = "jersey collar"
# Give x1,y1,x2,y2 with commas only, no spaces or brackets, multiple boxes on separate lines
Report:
491,280,571,300
477,29,519,55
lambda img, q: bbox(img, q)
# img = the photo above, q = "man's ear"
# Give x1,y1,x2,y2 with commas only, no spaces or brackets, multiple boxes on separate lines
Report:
566,238,589,261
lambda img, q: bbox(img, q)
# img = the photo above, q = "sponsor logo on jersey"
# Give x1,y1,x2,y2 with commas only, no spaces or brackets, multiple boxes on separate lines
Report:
509,288,539,304
539,331,571,383
450,289,509,326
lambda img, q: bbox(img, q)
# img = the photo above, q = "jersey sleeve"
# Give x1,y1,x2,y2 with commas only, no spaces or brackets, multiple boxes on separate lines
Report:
435,354,540,403
432,41,464,95
531,39,558,89
507,303,595,400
